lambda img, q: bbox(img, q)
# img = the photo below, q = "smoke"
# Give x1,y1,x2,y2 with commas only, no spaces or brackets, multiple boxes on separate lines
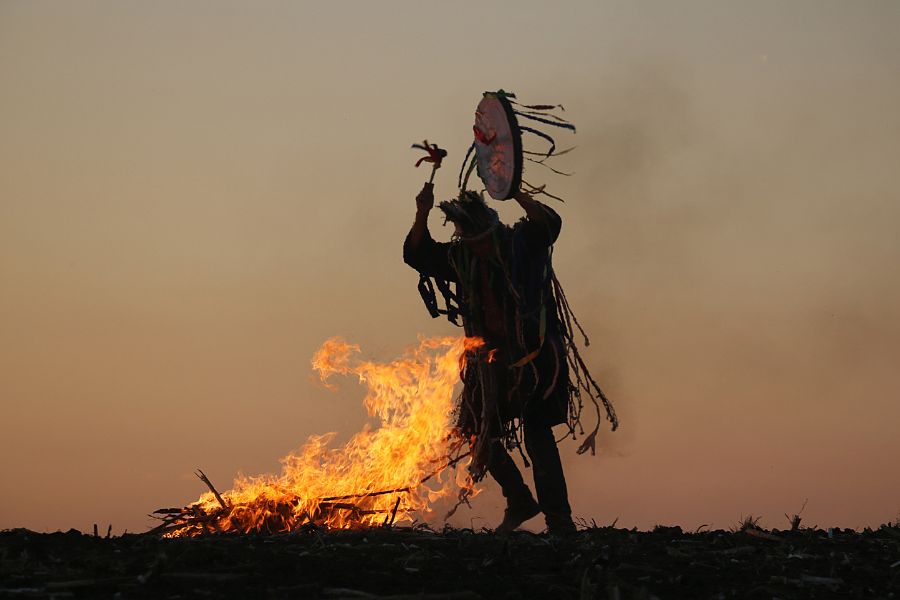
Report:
543,54,900,527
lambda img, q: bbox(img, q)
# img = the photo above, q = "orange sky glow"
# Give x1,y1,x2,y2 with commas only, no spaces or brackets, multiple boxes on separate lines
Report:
1,1,899,534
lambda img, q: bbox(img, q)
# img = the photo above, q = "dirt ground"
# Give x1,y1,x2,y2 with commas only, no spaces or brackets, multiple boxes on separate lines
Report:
1,524,898,599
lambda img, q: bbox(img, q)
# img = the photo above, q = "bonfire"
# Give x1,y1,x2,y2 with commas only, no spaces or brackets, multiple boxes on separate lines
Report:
151,336,482,537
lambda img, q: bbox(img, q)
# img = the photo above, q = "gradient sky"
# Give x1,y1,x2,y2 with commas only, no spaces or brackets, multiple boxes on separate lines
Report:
2,1,899,534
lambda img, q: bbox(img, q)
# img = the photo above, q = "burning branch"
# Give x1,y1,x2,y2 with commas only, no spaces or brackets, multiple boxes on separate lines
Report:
195,470,228,510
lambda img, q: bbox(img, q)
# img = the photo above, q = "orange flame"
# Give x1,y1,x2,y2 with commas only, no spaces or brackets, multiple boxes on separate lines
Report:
166,335,484,536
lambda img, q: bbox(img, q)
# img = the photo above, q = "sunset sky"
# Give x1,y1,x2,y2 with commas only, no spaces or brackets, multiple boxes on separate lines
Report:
2,1,899,534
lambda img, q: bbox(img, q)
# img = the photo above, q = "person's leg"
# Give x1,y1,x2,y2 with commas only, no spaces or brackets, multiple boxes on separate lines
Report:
486,440,534,507
486,440,540,532
524,421,575,532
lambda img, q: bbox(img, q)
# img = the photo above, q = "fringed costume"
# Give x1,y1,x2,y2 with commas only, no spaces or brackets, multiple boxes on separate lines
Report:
404,192,617,530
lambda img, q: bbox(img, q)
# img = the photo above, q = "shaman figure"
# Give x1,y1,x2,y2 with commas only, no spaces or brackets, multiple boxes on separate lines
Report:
405,91,617,534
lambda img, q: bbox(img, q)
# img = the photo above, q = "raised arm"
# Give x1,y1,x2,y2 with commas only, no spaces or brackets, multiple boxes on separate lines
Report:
403,183,457,282
513,189,562,248
405,183,434,251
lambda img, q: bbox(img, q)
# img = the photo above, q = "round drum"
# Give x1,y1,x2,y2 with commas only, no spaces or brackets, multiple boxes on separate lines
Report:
473,93,522,200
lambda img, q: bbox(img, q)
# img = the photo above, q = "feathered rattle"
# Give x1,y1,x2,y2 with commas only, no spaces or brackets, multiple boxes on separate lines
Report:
411,140,447,184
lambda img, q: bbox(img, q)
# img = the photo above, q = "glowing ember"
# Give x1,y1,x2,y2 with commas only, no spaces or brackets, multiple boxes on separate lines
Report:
155,336,483,537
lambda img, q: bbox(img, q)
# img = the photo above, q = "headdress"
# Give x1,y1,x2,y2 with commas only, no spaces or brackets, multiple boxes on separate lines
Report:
438,190,500,240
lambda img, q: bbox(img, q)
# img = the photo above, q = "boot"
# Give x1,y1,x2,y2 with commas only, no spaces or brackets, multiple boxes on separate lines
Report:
496,495,541,534
546,514,577,537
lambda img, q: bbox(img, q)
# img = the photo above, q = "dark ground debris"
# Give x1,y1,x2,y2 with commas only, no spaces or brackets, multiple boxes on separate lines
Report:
1,524,898,599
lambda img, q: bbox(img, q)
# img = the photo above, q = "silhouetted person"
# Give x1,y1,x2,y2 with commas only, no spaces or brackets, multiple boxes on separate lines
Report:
404,182,576,535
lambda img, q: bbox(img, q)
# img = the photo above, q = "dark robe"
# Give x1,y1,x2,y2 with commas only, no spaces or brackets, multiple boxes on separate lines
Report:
403,203,570,433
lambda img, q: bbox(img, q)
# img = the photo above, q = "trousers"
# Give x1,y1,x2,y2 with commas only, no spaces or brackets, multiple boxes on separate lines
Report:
486,420,573,528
